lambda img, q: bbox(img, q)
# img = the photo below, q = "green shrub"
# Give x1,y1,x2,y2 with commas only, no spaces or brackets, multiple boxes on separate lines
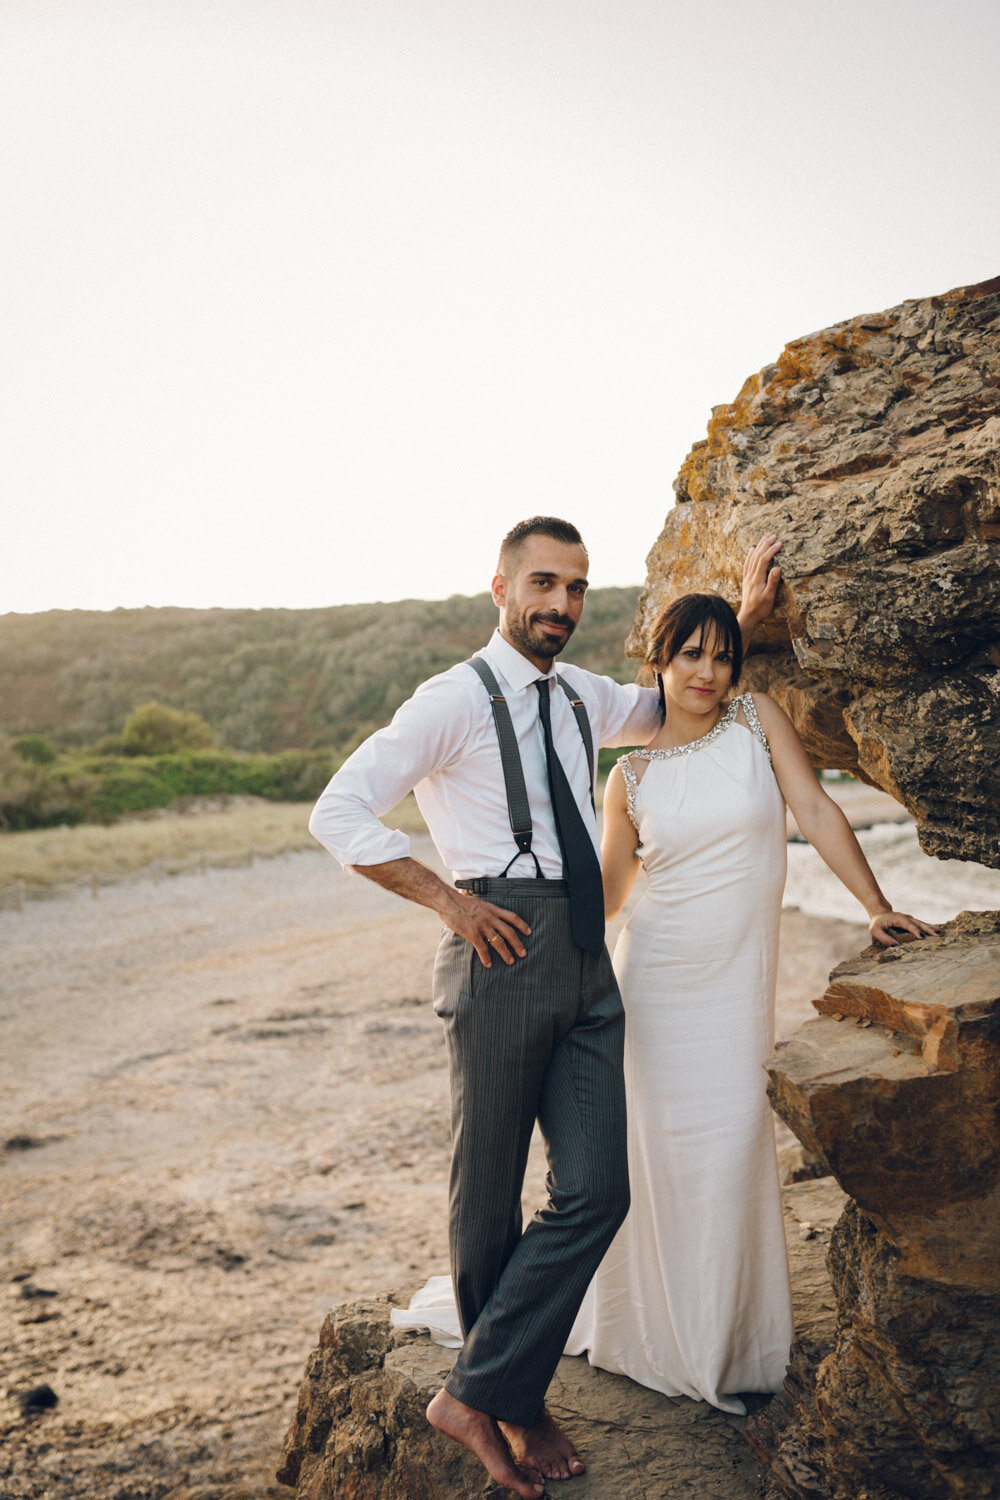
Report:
0,737,94,829
265,750,338,801
2,746,342,827
0,736,47,829
13,734,57,765
122,701,217,756
87,761,175,821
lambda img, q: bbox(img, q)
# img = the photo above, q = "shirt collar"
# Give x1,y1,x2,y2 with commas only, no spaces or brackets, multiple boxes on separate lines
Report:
485,628,554,694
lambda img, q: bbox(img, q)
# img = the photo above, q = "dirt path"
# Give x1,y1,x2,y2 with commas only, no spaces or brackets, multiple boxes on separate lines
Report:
0,840,867,1499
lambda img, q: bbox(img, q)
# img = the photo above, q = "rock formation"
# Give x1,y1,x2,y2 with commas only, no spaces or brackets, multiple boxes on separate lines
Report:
631,275,1000,868
275,1178,844,1499
750,912,1000,1499
277,281,998,1497
630,280,1000,1495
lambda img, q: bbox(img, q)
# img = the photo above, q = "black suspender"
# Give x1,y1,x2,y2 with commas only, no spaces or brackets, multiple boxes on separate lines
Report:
465,655,596,878
465,655,536,874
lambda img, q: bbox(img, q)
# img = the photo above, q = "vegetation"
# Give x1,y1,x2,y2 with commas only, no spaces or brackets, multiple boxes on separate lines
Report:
0,589,641,753
0,590,642,833
121,701,217,755
13,734,57,765
0,733,340,831
0,794,428,891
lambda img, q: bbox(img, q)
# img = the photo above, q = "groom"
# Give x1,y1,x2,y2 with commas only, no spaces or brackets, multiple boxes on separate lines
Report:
309,518,780,1495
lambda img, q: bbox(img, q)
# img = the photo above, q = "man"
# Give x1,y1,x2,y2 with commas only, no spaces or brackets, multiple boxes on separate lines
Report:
309,518,781,1496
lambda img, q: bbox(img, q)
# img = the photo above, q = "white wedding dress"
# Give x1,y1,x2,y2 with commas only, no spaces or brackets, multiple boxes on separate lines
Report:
392,694,794,1414
563,693,793,1412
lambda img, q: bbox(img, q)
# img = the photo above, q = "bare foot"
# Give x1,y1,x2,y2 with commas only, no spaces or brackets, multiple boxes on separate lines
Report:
500,1406,585,1481
427,1388,545,1498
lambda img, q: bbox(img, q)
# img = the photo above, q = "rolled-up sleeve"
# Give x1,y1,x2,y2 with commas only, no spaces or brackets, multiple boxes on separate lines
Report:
308,673,473,869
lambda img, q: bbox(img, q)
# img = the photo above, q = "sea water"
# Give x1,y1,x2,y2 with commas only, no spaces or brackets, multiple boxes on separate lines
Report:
784,821,1000,926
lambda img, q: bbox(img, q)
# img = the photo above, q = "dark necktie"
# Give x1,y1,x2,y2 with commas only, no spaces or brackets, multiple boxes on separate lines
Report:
535,679,605,958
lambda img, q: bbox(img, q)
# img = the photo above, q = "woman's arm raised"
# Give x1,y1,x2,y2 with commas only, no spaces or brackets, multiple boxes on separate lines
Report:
752,693,939,947
602,762,642,920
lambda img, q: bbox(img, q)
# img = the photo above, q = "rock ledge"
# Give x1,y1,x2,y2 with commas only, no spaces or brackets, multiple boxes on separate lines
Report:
753,912,1000,1499
277,1181,844,1499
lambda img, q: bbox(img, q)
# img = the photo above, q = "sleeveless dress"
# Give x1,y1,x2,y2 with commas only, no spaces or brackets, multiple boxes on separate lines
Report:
391,692,794,1411
564,692,793,1412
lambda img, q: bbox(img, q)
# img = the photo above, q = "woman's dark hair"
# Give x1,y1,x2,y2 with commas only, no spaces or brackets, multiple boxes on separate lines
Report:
646,593,743,722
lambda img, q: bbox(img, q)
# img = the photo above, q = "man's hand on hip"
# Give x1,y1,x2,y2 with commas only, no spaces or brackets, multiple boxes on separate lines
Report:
448,891,532,967
348,856,531,967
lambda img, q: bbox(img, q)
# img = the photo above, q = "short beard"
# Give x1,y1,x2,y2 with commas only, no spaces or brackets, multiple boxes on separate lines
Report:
504,611,575,660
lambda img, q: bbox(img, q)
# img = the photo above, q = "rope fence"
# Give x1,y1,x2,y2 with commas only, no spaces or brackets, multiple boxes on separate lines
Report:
0,840,323,912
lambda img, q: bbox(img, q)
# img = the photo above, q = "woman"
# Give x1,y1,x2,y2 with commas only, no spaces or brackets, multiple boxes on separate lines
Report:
564,591,937,1413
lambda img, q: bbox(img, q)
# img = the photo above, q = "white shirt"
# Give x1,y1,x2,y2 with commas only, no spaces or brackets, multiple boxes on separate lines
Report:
309,629,661,881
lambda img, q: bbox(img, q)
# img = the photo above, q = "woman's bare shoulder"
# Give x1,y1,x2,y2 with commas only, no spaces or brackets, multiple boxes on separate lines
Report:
740,690,787,728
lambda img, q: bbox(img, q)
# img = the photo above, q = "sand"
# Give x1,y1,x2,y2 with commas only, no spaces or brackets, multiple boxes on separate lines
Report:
0,826,943,1499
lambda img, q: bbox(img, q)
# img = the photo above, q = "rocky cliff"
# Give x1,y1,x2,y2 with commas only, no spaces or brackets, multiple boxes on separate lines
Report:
276,1178,845,1499
632,275,1000,868
750,912,1000,1499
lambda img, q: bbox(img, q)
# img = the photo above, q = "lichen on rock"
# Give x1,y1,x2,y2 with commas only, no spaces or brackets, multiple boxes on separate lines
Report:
631,275,1000,867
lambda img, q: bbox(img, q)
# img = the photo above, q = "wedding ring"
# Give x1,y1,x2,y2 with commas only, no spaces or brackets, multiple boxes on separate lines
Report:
488,935,501,947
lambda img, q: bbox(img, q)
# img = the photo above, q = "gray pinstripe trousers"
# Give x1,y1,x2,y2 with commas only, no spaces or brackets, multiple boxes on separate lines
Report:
432,877,629,1427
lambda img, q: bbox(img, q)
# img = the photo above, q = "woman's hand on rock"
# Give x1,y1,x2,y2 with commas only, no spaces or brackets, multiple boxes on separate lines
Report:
868,910,941,946
740,534,783,626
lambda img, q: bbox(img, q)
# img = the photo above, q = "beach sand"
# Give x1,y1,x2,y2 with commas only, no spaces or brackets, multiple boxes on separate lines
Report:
2,812,992,1499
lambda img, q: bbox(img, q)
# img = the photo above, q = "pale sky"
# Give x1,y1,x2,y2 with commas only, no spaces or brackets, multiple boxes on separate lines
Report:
3,0,998,614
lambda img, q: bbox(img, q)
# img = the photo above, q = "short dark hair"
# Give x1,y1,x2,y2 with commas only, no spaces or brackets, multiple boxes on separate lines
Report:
498,516,586,571
646,593,743,722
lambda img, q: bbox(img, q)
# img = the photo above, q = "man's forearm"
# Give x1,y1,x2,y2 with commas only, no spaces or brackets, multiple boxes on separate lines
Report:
349,856,465,922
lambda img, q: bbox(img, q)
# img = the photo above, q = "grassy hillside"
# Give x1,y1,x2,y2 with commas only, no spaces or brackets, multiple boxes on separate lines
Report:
0,589,642,754
0,795,428,891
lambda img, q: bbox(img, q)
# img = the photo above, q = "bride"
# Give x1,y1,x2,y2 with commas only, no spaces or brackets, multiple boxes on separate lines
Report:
563,590,937,1411
395,589,937,1417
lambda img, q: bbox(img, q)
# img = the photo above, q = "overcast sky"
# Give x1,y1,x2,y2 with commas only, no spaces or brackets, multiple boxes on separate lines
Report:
3,0,998,615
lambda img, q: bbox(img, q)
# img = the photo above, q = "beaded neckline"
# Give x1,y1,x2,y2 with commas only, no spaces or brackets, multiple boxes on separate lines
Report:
619,693,772,850
628,696,741,762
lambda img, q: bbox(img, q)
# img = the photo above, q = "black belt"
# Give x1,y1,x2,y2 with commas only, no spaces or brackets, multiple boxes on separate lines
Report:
456,877,568,897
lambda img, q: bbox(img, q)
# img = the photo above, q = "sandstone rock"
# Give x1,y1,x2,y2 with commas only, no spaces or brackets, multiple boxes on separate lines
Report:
767,912,1000,1290
630,275,1000,868
816,1202,1000,1500
752,913,1000,1498
277,1179,845,1499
